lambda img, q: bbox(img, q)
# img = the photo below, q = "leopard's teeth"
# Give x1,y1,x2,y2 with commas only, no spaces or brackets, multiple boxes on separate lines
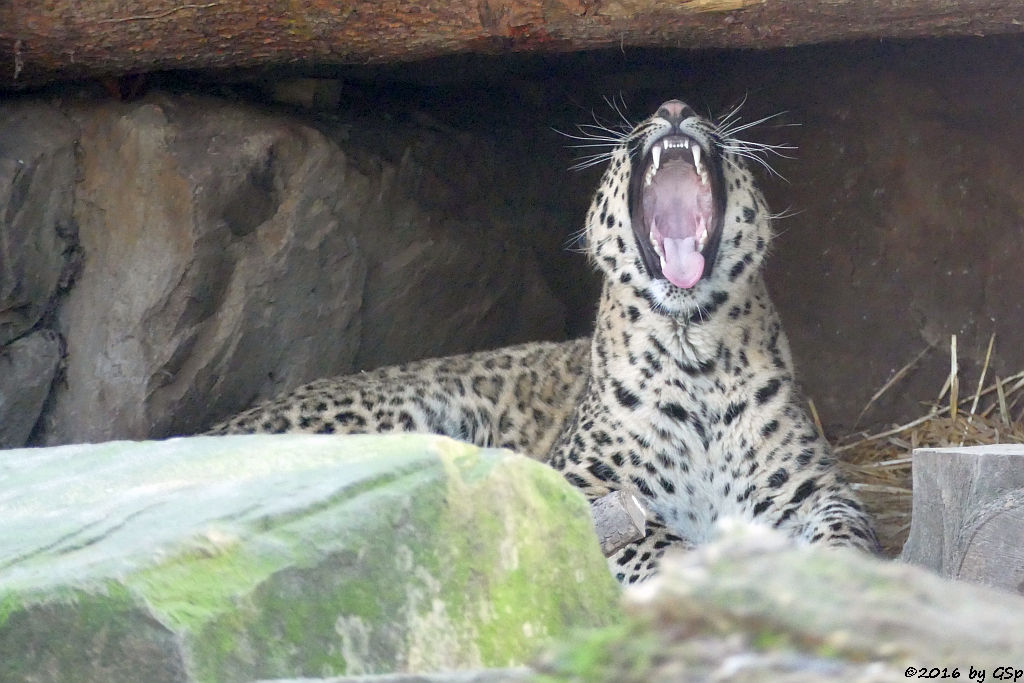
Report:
697,226,709,252
651,231,664,259
691,144,710,185
649,138,706,184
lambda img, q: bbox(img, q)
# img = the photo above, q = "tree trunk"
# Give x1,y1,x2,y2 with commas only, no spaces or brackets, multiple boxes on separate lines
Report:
3,0,1024,88
901,445,1024,595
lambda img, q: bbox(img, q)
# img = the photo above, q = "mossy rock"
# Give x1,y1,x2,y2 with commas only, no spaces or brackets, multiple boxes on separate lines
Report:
538,523,1024,682
0,434,621,682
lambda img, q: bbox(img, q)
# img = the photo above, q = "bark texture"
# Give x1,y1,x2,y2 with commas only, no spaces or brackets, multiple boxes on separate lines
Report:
4,0,1024,88
901,445,1024,595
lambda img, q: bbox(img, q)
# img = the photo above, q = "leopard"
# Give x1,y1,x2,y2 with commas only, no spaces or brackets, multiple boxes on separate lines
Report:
208,99,879,583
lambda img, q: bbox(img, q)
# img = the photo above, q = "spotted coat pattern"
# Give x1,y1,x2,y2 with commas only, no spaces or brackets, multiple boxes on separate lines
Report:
209,101,879,583
208,339,588,458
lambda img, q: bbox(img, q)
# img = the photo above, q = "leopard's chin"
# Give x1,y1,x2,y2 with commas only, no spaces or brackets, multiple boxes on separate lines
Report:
645,278,729,322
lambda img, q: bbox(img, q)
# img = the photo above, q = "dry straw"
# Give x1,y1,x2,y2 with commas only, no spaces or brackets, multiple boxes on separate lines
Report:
833,334,1024,555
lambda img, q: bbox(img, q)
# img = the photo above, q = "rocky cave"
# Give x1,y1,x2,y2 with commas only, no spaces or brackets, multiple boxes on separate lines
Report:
3,36,1024,449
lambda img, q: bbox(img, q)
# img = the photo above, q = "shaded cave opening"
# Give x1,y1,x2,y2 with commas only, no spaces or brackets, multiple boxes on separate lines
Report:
3,35,1023,448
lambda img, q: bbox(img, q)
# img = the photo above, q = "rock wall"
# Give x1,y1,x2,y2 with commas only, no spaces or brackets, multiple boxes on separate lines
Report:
729,39,1024,433
0,102,78,447
0,92,588,447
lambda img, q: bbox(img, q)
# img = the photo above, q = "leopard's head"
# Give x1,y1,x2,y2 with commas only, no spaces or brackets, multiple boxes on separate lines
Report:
581,100,779,319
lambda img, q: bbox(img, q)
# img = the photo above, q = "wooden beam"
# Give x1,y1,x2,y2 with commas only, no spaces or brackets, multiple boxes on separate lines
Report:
3,1,1024,89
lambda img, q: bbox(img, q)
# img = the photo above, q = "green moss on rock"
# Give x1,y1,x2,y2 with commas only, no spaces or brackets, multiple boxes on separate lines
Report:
0,434,621,682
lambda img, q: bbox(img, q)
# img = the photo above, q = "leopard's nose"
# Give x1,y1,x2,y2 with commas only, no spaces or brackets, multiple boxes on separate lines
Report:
656,100,696,127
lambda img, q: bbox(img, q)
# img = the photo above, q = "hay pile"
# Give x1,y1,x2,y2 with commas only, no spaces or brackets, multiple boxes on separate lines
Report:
829,335,1024,556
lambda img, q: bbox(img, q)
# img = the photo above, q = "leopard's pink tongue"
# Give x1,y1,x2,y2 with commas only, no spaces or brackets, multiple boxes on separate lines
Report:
661,236,705,289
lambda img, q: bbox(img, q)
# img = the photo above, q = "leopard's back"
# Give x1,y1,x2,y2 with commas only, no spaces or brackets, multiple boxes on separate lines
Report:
209,338,590,458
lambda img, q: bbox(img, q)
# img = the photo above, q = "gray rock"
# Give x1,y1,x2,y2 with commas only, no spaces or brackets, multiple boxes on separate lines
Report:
46,95,368,443
0,329,62,448
0,101,77,346
540,522,1024,681
0,434,622,682
22,93,571,444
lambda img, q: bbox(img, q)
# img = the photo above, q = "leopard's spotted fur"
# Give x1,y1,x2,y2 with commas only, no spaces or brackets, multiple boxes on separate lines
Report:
209,99,879,582
209,339,588,456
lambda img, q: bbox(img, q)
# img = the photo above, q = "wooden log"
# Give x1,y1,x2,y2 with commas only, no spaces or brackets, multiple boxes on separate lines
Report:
901,444,1024,594
590,489,648,557
5,0,1024,89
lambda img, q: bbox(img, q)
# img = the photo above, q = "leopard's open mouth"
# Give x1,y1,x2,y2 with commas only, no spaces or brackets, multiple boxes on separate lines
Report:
629,134,726,289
